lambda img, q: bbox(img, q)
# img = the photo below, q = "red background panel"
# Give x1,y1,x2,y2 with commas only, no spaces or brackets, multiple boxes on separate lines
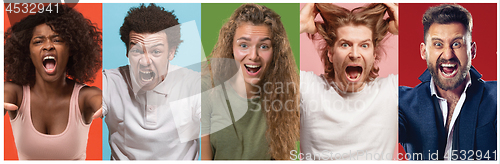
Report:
398,3,497,159
4,3,102,160
399,3,497,87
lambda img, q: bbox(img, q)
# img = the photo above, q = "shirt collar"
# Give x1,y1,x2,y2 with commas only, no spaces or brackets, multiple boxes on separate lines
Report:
430,75,472,98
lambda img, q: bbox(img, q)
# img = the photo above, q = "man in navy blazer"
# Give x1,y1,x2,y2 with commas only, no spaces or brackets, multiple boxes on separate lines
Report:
399,4,497,160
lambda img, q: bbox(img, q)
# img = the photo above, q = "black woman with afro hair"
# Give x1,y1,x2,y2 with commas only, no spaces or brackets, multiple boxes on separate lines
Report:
4,4,102,160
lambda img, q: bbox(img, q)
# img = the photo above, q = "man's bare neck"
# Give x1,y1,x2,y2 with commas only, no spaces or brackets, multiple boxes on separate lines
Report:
435,74,469,103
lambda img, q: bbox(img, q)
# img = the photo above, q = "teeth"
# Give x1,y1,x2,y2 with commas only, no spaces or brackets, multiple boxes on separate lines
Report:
441,63,456,67
348,72,361,80
441,69,457,76
245,64,260,68
142,77,153,82
353,73,361,80
43,56,55,61
139,70,154,81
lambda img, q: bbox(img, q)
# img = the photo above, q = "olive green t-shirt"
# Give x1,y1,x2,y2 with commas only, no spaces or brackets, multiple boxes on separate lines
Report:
201,82,270,160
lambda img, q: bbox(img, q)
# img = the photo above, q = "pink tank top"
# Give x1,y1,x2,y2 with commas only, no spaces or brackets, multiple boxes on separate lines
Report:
10,83,91,160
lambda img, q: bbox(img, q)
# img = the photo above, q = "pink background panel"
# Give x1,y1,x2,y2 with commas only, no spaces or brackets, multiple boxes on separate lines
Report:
300,3,398,77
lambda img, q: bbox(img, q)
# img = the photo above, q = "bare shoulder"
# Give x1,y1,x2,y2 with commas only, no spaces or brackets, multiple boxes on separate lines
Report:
79,85,102,107
79,85,102,97
4,81,22,104
4,81,22,93
4,82,22,117
78,85,102,122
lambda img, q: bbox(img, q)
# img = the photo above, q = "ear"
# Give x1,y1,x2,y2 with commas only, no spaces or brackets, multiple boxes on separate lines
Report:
327,49,334,63
168,46,177,61
419,42,426,60
126,45,129,58
470,42,476,60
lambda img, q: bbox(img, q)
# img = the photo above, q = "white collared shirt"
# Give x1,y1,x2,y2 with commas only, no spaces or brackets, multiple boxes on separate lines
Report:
429,76,471,160
103,64,201,160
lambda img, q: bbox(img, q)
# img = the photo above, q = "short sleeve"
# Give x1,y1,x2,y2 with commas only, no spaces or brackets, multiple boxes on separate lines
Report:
169,69,202,143
299,70,318,120
200,75,213,135
192,77,202,120
102,70,109,116
389,74,398,96
299,70,308,92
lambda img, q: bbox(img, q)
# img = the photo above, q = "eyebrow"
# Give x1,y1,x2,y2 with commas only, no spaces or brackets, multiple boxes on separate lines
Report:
149,43,165,49
430,38,443,42
451,36,464,41
337,39,372,43
431,36,464,42
129,42,165,49
236,37,271,42
360,39,372,43
236,37,250,41
260,37,271,42
32,34,60,40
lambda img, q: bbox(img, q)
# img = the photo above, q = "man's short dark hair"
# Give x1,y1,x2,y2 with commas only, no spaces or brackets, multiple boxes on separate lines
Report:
422,4,472,41
120,3,182,54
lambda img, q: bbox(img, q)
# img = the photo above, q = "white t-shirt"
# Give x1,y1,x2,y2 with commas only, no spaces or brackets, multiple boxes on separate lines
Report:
300,71,398,160
103,64,201,160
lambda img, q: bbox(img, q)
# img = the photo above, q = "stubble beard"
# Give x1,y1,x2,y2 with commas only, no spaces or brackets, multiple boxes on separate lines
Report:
426,56,470,91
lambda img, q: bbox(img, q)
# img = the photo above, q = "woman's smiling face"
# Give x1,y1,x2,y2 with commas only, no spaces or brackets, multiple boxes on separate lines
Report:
232,22,274,87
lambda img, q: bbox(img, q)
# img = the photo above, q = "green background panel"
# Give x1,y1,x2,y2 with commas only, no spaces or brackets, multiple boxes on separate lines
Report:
201,3,300,69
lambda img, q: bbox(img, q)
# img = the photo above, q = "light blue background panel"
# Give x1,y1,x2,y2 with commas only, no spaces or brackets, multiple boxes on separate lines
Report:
102,3,201,160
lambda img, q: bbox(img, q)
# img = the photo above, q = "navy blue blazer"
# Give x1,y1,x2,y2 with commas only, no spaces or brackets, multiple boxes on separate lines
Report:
399,67,497,160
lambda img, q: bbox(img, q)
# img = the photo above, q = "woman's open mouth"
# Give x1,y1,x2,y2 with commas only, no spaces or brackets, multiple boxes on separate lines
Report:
244,64,261,76
43,56,57,74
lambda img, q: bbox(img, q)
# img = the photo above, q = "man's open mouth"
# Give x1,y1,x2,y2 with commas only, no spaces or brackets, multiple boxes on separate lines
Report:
439,63,458,78
139,70,155,82
244,64,261,75
43,56,57,74
345,66,362,82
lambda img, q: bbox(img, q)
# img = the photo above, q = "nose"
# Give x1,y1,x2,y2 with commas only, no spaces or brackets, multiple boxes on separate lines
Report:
441,44,456,60
139,50,152,66
247,47,258,61
42,40,55,51
348,47,361,59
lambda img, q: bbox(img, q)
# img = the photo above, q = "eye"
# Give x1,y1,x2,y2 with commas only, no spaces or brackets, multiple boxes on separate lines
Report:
53,39,63,44
130,48,143,54
260,44,269,49
341,43,349,47
433,42,443,47
452,42,462,48
361,44,369,48
152,49,162,54
240,43,248,49
33,40,42,44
